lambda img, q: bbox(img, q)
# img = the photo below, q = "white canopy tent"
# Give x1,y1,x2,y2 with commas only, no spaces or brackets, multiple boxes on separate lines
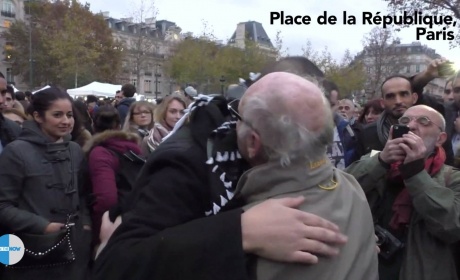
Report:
67,82,121,98
32,85,51,94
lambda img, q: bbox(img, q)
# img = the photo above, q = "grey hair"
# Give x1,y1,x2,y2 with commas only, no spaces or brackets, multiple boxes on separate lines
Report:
240,94,334,167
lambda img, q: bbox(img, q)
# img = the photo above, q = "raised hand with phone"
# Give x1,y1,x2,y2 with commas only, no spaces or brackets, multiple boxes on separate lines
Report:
379,106,447,167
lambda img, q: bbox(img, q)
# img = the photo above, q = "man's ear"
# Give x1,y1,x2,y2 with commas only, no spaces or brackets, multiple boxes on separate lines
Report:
411,92,419,105
436,131,447,146
32,111,43,124
246,131,262,159
379,98,385,108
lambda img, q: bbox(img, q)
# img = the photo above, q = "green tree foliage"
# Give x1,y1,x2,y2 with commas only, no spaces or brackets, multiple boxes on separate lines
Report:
166,37,274,93
2,0,122,89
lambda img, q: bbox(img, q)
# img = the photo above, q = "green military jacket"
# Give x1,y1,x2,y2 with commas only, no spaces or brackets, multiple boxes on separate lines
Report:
346,154,460,280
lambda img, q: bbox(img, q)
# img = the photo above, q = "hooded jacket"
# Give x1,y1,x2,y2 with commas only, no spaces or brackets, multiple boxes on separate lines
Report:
83,130,141,240
117,97,136,124
0,115,21,151
0,120,91,280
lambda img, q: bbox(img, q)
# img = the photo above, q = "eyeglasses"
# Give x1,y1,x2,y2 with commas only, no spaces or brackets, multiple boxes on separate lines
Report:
338,105,351,111
227,99,258,133
444,87,460,95
132,110,151,116
398,115,444,131
228,99,242,120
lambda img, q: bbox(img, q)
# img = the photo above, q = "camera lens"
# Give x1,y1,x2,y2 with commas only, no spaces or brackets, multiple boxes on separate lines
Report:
375,232,386,246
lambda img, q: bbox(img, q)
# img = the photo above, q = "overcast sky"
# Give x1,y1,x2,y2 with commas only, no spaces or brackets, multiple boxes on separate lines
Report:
85,0,459,63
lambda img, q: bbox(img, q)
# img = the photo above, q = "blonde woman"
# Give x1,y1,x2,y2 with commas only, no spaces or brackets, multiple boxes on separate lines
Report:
122,101,155,139
142,94,186,154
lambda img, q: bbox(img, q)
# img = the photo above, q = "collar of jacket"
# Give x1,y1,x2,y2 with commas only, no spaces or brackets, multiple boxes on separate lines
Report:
83,130,140,154
235,157,335,204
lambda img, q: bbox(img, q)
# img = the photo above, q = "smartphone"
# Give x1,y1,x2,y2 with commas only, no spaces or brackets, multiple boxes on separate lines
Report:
392,124,409,138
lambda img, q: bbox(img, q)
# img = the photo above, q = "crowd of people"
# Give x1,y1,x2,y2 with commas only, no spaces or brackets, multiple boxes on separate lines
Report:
0,56,458,280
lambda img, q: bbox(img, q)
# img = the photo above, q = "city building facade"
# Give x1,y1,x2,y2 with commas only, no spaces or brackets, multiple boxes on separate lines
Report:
0,0,27,89
104,12,182,98
357,41,446,99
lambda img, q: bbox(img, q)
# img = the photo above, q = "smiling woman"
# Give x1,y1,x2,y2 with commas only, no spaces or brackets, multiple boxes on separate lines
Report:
0,87,92,279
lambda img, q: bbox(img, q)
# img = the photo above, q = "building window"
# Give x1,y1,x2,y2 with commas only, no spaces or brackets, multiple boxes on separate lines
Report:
144,79,151,92
1,0,14,17
366,67,371,74
416,64,420,72
6,68,13,83
121,25,125,31
108,21,112,28
406,65,410,73
131,79,137,86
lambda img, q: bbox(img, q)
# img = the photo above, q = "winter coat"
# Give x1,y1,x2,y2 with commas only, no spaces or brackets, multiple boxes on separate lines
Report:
346,154,460,280
0,120,91,280
236,159,378,280
93,124,249,280
0,115,21,151
83,130,141,241
117,97,136,124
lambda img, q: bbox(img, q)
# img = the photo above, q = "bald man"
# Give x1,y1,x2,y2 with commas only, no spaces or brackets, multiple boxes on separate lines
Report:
94,74,348,279
234,73,378,280
346,105,460,280
0,77,21,154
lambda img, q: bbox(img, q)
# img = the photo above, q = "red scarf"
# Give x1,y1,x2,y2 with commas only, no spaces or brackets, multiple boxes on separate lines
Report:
388,146,446,230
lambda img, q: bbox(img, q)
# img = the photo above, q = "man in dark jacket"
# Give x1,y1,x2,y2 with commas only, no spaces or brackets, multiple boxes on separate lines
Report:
0,77,21,154
93,57,348,280
356,73,454,165
117,83,136,124
347,105,460,280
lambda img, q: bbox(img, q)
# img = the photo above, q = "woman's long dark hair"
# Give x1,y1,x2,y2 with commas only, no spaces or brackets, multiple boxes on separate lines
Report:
73,100,93,134
71,102,86,142
358,99,384,124
93,105,121,133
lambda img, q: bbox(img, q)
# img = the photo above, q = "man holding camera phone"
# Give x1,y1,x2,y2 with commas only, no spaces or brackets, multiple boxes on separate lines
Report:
346,104,460,280
356,60,455,165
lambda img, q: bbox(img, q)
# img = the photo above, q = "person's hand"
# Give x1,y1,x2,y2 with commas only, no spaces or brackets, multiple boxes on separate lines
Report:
425,58,447,79
241,196,348,264
44,222,65,234
99,211,122,245
379,126,406,164
399,132,426,164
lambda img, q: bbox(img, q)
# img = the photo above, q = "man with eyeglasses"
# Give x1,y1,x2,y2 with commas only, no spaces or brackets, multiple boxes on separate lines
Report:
0,76,21,155
356,75,454,165
112,90,123,107
346,104,460,280
94,57,348,280
232,72,378,280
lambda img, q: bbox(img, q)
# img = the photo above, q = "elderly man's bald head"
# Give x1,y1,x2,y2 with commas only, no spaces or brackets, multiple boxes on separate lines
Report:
237,72,333,166
241,72,328,133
